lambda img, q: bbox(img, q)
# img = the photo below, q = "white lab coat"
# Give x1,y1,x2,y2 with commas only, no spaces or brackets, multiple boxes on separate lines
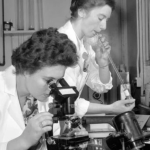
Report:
58,21,113,117
0,66,47,150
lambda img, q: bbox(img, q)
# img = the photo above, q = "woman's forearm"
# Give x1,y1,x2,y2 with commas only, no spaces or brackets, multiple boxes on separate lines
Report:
7,136,29,150
99,66,110,84
87,102,112,114
86,99,135,115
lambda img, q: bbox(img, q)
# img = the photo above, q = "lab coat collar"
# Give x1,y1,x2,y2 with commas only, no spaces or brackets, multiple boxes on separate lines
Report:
59,21,81,52
2,65,17,96
2,65,25,130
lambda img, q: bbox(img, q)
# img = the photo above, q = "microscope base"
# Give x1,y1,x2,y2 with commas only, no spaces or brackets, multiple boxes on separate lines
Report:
52,135,90,150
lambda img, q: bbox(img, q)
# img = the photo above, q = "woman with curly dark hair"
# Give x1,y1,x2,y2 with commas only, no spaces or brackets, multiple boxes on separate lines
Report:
0,27,79,150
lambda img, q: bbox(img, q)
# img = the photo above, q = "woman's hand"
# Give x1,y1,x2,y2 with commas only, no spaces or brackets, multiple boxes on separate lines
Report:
110,99,135,114
20,112,53,149
93,34,111,67
84,34,111,67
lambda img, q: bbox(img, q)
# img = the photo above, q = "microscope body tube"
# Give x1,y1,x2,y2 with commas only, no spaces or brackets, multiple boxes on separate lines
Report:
112,111,145,150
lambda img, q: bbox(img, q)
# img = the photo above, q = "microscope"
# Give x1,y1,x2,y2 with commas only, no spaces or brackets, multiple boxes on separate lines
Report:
105,111,150,150
45,78,150,150
46,78,90,150
81,111,150,150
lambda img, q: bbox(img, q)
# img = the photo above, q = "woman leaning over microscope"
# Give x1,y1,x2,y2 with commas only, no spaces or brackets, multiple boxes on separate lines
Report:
58,0,135,117
0,27,79,150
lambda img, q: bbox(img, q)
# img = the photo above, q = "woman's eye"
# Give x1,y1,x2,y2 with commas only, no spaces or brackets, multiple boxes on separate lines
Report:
47,79,59,87
47,79,54,84
99,18,104,21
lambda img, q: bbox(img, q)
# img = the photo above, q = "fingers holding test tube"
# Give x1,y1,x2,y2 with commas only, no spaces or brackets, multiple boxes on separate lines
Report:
85,34,111,67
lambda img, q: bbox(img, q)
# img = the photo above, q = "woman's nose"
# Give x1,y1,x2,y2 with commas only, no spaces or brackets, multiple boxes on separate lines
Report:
100,20,107,31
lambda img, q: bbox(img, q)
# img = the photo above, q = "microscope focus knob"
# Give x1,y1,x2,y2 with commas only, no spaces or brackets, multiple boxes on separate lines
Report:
47,137,55,145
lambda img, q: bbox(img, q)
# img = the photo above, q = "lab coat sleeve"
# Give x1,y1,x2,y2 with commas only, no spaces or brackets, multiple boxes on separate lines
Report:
0,92,10,150
0,106,8,150
0,143,7,150
86,48,113,93
0,104,8,150
74,98,90,118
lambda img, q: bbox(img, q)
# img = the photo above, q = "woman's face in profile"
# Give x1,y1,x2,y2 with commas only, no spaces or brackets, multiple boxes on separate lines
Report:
24,65,66,101
82,5,112,38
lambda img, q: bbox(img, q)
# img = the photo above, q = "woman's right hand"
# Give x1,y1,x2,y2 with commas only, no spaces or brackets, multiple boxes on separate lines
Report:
20,112,53,149
84,34,111,67
111,99,135,114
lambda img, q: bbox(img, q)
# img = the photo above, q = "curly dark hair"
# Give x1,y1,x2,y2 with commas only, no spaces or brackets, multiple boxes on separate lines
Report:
12,27,78,74
70,0,115,18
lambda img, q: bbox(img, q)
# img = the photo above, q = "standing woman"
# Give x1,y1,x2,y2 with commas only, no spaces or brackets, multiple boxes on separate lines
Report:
58,0,135,117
